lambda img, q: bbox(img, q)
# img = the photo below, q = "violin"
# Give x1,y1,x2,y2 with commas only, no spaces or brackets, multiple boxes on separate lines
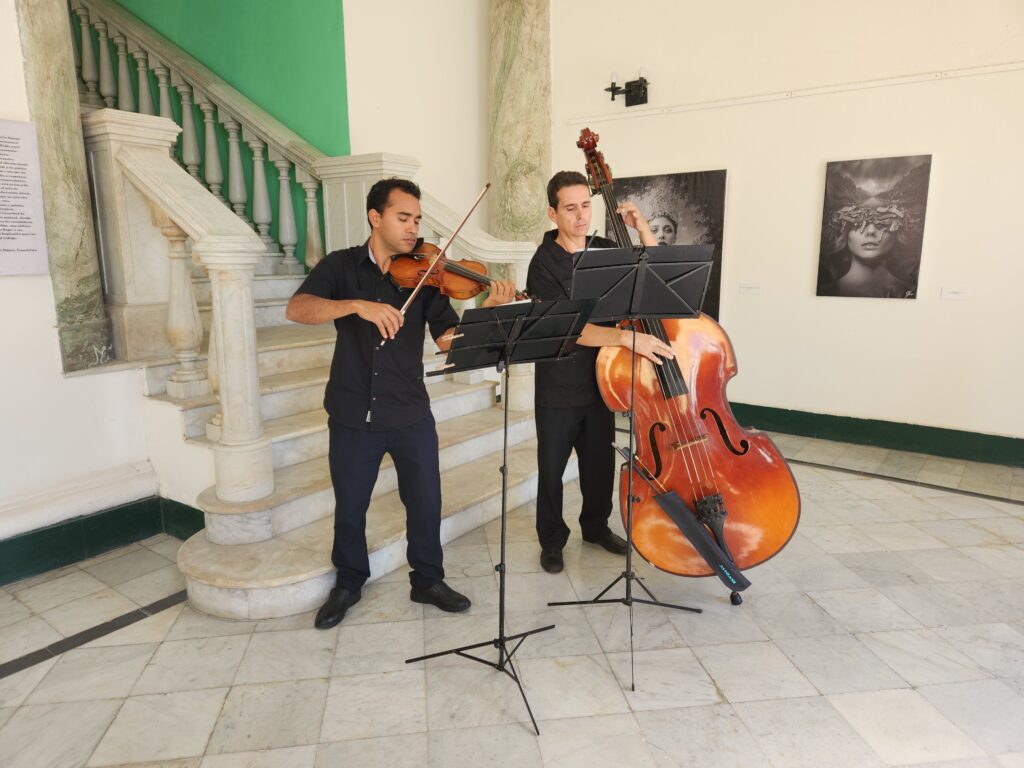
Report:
390,241,530,302
579,127,800,601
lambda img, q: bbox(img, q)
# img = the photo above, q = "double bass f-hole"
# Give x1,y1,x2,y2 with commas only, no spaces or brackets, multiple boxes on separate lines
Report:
699,407,750,456
647,422,668,477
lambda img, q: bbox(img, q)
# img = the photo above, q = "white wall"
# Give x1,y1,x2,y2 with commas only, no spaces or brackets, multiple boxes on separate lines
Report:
0,0,152,538
551,0,1024,439
342,0,490,217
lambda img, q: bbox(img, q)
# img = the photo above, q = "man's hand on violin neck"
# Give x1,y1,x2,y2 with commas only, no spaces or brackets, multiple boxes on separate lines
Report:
627,331,675,365
481,279,518,308
355,300,404,339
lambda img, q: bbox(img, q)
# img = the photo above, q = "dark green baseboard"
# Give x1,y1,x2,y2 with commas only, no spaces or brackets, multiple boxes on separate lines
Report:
732,403,1024,468
0,497,205,587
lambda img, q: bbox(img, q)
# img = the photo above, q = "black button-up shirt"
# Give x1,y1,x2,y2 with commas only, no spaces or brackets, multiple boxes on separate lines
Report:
526,230,618,408
295,243,459,431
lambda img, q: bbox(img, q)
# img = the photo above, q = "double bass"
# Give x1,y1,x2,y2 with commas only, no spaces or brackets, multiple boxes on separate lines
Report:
580,128,800,601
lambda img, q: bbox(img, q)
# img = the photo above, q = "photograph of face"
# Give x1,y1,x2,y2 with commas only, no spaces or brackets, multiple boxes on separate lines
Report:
605,170,727,320
816,155,931,299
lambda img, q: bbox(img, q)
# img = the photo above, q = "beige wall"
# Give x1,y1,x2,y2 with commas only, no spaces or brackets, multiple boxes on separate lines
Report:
0,0,150,532
551,0,1024,439
342,0,491,218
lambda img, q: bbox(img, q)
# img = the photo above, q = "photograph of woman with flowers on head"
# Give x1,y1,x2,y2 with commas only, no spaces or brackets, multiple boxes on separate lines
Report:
816,155,932,299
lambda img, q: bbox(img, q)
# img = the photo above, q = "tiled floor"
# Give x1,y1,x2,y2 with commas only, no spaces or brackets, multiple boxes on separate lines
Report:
1,437,1023,767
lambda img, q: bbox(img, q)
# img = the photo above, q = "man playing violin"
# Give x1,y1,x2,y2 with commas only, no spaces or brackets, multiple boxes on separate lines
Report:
286,177,517,629
527,171,675,573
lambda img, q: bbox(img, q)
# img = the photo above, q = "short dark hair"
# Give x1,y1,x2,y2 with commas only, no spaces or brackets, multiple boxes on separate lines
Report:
366,177,421,223
547,171,589,209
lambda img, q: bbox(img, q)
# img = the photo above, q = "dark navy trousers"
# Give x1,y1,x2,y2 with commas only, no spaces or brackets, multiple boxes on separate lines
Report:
328,413,445,591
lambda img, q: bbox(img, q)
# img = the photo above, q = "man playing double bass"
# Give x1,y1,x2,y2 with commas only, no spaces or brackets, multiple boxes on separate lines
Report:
286,177,517,629
527,171,675,574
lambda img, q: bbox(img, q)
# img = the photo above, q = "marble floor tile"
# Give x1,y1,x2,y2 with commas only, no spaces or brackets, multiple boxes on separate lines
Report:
0,593,31,630
421,611,506,668
734,696,884,768
960,545,1024,578
198,745,317,768
583,601,687,653
13,569,107,614
835,478,914,500
880,583,997,627
0,616,63,665
88,688,229,766
808,587,922,632
85,603,184,648
856,628,990,686
165,606,256,641
77,542,143,568
0,656,56,708
946,580,1024,626
636,704,771,768
776,633,907,694
441,544,496,578
834,550,934,587
816,498,893,524
666,591,769,646
27,643,156,704
505,607,602,660
0,707,11,730
114,564,186,606
936,623,1024,677
744,593,846,639
233,628,335,684
132,635,250,694
536,712,658,768
971,516,1024,543
426,661,529,730
925,496,1009,520
143,535,185,563
606,647,721,711
873,496,954,522
861,522,949,551
428,723,543,768
40,588,138,636
84,548,174,587
916,520,1007,547
502,571,576,613
768,548,870,592
334,618,424,676
919,679,1024,753
520,655,630,721
315,734,428,768
690,641,817,703
321,669,425,742
207,679,327,754
899,548,1002,582
343,581,425,625
828,689,984,765
0,699,121,768
254,610,317,633
800,525,884,554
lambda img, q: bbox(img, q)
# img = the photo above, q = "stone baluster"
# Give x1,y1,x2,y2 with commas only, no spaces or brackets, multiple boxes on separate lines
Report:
112,34,134,112
297,168,324,270
75,7,101,107
243,130,282,274
150,60,175,158
196,94,225,201
193,240,274,502
222,115,249,222
155,215,210,399
131,46,154,115
173,78,201,179
269,152,302,275
94,20,116,108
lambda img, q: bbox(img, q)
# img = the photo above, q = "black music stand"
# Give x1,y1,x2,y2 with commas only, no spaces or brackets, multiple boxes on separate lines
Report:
547,244,714,689
405,298,596,735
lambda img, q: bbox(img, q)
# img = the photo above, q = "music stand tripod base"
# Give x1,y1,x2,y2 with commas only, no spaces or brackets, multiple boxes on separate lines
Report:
405,299,596,734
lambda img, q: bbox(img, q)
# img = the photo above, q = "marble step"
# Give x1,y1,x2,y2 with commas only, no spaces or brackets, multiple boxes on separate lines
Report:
197,406,536,544
199,298,289,332
179,438,577,620
192,273,305,304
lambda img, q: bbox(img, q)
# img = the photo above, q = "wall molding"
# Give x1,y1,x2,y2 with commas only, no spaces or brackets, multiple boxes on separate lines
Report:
733,403,1024,468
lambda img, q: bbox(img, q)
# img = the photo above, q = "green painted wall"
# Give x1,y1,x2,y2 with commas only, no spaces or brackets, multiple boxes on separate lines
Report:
109,0,348,264
113,0,348,156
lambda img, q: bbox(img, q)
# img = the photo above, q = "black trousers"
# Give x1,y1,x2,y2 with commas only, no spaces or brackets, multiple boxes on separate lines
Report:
328,413,444,591
534,402,616,550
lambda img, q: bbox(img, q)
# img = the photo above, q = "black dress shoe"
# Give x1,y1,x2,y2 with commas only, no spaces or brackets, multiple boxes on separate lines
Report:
584,529,628,555
410,581,471,613
540,546,564,573
314,587,361,629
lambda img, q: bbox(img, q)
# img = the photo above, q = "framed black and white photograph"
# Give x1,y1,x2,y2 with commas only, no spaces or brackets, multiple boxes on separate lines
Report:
816,155,932,299
606,170,727,320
